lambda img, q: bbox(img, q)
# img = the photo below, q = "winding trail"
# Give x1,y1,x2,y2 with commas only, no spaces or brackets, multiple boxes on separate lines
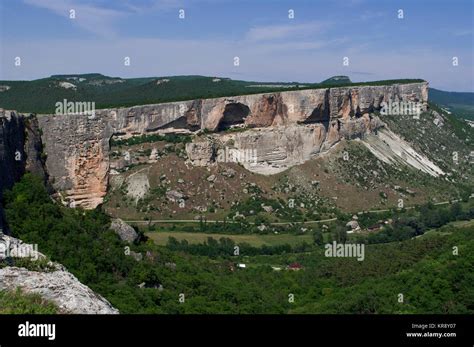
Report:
124,195,473,226
124,217,337,225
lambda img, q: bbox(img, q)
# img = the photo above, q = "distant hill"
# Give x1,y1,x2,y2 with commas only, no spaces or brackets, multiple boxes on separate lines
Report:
429,88,474,120
320,75,352,85
0,74,423,114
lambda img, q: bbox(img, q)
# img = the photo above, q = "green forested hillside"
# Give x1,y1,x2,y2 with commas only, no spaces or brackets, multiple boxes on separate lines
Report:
2,174,473,314
0,74,424,114
429,88,474,120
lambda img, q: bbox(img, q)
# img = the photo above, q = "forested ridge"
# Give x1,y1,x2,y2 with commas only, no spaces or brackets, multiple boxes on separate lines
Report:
2,174,473,313
0,74,424,114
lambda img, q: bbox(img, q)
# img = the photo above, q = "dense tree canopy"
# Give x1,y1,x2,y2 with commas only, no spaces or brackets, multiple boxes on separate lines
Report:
2,174,473,314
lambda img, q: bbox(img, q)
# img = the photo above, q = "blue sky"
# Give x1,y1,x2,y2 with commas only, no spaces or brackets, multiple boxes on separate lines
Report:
0,0,473,91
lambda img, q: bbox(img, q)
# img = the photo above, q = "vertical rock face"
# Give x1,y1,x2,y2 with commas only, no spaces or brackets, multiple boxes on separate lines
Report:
37,114,114,209
244,94,285,127
197,113,383,175
220,124,330,175
200,88,331,130
0,111,46,230
282,88,330,124
112,100,197,134
0,111,24,231
329,83,428,120
24,117,48,181
0,111,26,192
25,81,428,209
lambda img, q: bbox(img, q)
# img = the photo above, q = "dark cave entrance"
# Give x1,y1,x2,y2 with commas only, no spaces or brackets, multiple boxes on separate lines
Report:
218,102,250,131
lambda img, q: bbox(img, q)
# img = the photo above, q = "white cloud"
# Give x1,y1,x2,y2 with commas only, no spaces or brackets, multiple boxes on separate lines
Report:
22,0,189,37
23,0,128,38
119,0,184,14
245,21,328,42
359,11,386,21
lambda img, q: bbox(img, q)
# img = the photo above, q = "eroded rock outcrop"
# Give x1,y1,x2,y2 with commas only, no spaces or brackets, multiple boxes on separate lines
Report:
191,113,383,175
34,81,428,208
110,218,139,244
329,83,428,120
0,233,119,314
0,266,119,314
37,114,114,209
185,140,216,166
220,124,329,175
361,128,444,177
201,88,330,130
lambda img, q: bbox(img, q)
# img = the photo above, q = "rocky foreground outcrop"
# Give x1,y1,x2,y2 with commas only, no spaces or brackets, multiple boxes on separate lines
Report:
0,233,119,314
0,267,119,314
5,81,428,208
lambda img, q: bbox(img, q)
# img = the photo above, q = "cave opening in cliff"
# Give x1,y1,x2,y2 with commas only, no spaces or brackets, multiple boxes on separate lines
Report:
304,106,330,124
218,103,250,131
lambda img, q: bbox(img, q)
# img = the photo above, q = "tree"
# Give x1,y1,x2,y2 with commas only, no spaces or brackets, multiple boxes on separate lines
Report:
313,229,324,246
459,185,472,202
450,202,462,219
332,225,347,244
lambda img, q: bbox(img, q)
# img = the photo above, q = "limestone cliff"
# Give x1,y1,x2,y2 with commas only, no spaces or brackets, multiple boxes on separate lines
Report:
0,110,47,230
211,114,383,175
31,82,428,208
